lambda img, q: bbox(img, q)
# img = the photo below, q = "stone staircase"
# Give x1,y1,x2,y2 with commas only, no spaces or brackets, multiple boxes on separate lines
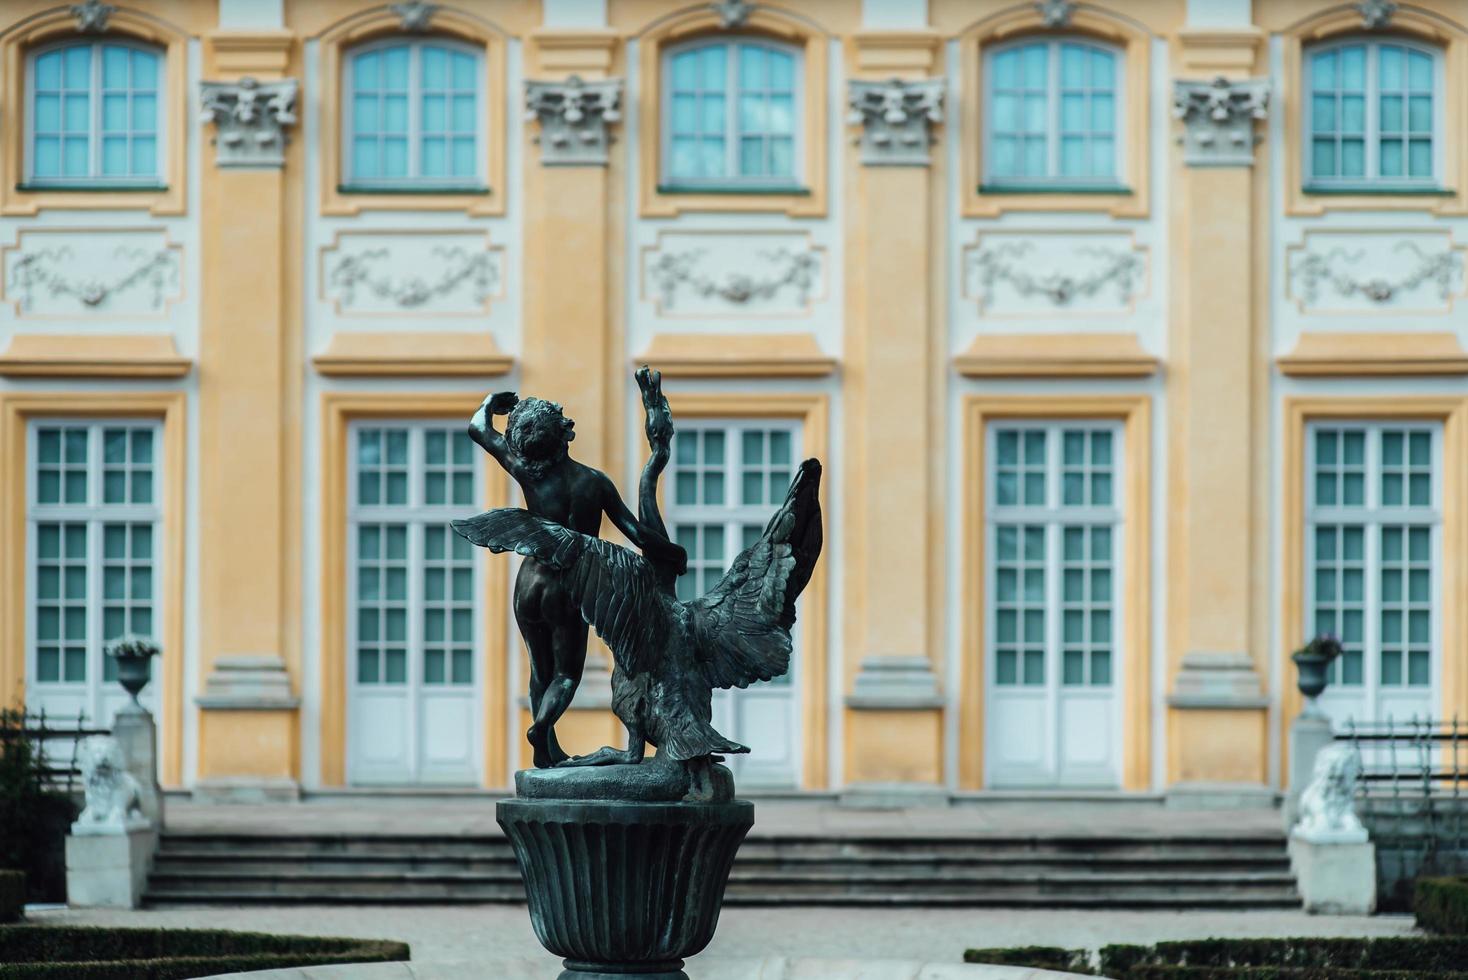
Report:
144,831,1297,908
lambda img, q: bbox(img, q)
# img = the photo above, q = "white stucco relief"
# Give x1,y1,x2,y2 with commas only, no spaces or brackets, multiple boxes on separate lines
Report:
319,230,505,317
1,228,183,319
961,230,1149,317
639,230,827,318
1285,229,1466,316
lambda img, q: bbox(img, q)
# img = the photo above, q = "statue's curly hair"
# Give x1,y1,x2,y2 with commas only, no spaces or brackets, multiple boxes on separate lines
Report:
505,397,575,477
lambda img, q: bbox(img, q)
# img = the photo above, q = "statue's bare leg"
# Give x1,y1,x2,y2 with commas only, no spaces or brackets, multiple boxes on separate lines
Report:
557,731,646,769
515,571,571,768
526,617,586,767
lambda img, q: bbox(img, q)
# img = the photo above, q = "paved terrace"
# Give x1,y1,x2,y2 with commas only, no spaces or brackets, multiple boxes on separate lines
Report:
158,795,1289,839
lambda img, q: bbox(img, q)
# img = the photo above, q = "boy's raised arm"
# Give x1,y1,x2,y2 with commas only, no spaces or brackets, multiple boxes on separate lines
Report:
468,391,523,478
600,473,687,574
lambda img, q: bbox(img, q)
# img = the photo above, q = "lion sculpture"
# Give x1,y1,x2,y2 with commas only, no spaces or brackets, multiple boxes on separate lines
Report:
72,735,147,833
1294,743,1367,844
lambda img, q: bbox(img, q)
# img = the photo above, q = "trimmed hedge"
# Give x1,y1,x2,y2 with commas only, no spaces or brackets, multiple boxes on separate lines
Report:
0,875,20,925
965,945,1093,974
1417,876,1468,935
963,937,1468,979
0,926,408,980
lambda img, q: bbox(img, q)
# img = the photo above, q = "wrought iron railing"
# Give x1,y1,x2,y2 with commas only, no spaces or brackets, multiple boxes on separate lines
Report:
0,708,109,795
1336,715,1467,910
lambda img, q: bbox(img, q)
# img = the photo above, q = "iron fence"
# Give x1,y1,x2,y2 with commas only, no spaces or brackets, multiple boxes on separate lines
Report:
0,708,108,795
1337,716,1467,911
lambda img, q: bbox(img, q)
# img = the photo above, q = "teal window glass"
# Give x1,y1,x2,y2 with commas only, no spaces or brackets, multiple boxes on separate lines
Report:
347,40,481,185
31,41,160,183
987,39,1119,183
665,39,799,184
1307,40,1438,185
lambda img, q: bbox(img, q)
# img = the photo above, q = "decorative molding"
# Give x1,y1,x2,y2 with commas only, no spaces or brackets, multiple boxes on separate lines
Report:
525,75,623,166
1285,230,1466,315
390,0,439,31
1,229,183,319
955,332,1158,378
635,332,835,378
1277,332,1468,377
961,231,1149,317
319,231,505,317
312,331,513,377
1035,0,1076,28
1172,76,1269,167
199,77,299,168
711,0,754,28
0,334,191,378
846,656,943,710
649,249,817,307
71,0,116,32
847,78,944,166
640,231,826,318
1355,0,1398,29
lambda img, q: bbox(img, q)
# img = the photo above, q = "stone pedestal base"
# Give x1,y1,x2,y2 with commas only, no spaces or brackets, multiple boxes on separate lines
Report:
1290,834,1376,915
65,827,156,908
499,784,752,979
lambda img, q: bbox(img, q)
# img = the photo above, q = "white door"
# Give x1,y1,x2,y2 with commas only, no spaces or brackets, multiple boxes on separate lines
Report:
347,423,483,785
667,421,802,789
25,421,163,750
984,422,1122,788
1306,423,1440,730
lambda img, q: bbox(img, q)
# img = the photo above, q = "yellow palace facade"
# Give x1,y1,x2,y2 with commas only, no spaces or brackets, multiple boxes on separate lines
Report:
2,0,1466,802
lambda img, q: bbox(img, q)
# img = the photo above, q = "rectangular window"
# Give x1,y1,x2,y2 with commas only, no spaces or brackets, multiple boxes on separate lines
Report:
29,421,160,699
349,425,478,690
987,423,1119,691
1307,423,1439,719
1306,40,1439,187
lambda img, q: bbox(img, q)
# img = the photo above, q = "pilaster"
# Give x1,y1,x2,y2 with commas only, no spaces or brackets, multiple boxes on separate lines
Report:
520,26,626,758
1166,27,1272,796
842,32,945,789
195,25,301,795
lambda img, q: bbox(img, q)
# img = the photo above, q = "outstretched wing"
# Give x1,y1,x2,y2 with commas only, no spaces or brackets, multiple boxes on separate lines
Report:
689,459,823,690
451,509,668,678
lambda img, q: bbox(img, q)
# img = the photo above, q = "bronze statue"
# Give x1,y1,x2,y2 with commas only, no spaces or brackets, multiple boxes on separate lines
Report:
466,385,687,769
456,367,823,799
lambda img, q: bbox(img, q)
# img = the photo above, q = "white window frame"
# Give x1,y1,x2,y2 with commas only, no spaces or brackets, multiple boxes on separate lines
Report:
659,35,806,189
981,36,1125,188
340,36,486,188
345,421,484,782
984,420,1124,696
24,37,166,187
1303,36,1444,189
25,418,163,722
1304,421,1441,720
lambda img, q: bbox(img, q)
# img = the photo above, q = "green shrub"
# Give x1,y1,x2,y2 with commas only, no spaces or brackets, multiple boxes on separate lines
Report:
1095,936,1468,978
965,945,1093,974
0,926,409,980
0,710,78,902
0,875,21,925
1417,876,1468,935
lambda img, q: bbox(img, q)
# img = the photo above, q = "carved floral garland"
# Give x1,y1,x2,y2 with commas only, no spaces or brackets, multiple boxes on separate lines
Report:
328,246,500,309
647,247,819,309
7,246,178,311
967,241,1143,308
1291,241,1460,305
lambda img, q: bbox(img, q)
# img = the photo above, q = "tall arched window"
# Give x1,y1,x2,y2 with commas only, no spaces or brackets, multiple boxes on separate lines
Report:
984,37,1122,186
343,38,484,187
1305,37,1441,187
661,36,802,187
27,39,162,185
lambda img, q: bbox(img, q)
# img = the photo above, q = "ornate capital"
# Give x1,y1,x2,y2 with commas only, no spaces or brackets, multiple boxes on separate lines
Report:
1172,75,1269,167
1356,0,1397,28
1035,0,1076,28
390,0,439,32
70,0,115,32
199,77,299,168
525,75,623,166
846,77,945,166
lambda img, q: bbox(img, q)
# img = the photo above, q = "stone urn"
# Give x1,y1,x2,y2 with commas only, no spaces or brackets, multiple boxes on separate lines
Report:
498,756,752,980
105,635,159,707
1292,634,1342,717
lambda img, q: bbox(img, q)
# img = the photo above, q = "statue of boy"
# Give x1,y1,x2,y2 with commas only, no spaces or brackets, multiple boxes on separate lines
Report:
468,390,687,768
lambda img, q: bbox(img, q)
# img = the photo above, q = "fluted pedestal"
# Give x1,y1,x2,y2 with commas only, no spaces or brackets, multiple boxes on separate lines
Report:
499,792,752,980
